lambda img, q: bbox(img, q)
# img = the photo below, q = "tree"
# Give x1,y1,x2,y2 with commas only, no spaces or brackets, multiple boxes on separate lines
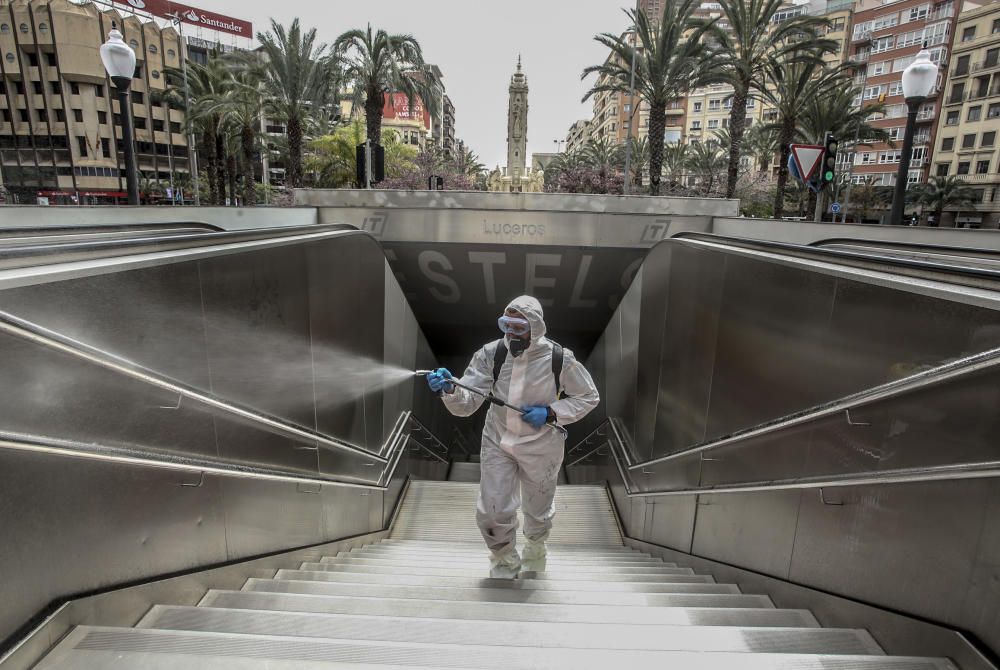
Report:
582,137,625,173
335,25,437,148
706,0,834,198
307,119,418,188
452,145,487,184
378,145,477,191
626,136,650,187
755,46,848,217
910,175,979,227
256,18,340,188
686,141,728,195
584,0,716,195
662,142,690,188
743,124,779,173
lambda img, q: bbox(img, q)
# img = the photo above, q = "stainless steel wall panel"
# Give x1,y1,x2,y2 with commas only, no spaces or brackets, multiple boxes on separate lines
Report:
0,449,228,648
650,245,726,459
789,480,996,651
199,245,319,474
646,496,697,553
692,491,803,579
702,256,838,441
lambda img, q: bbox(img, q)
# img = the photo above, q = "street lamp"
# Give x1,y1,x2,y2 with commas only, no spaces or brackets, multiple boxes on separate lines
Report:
100,24,139,206
889,48,938,226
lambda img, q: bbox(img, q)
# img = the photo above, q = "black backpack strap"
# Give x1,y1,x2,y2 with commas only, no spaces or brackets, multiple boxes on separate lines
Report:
551,341,564,398
492,339,507,388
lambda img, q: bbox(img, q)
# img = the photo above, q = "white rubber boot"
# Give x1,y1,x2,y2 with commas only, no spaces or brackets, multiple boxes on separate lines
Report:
489,546,521,579
521,537,547,574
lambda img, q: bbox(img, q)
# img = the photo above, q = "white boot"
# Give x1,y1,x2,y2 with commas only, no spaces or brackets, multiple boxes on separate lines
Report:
489,546,521,579
521,537,547,574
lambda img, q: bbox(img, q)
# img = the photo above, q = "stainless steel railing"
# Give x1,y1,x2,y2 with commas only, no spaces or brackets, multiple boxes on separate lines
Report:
570,345,1000,498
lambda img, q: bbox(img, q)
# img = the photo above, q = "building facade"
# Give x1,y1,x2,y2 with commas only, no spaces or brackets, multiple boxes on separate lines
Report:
565,119,590,153
932,0,1000,226
846,0,957,187
0,0,190,204
506,57,528,190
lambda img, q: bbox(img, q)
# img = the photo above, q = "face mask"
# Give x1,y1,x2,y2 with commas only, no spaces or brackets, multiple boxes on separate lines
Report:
498,315,531,337
508,336,530,357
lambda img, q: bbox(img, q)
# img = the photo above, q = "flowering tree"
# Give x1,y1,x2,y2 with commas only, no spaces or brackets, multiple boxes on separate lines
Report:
545,165,624,195
378,146,479,191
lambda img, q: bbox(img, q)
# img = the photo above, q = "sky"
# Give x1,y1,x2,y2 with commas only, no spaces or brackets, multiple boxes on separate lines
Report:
187,0,630,168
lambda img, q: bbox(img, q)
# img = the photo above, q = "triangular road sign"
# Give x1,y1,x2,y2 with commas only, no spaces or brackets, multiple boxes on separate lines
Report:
790,144,825,182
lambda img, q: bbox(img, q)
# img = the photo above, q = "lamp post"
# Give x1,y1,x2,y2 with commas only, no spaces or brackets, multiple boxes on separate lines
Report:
889,48,938,226
100,24,139,206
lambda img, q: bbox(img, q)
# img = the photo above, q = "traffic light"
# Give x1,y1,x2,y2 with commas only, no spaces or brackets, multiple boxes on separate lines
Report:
356,142,386,187
428,175,444,190
821,133,837,188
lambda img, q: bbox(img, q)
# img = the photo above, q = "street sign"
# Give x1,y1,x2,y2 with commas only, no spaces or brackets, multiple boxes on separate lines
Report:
831,202,841,214
790,144,825,182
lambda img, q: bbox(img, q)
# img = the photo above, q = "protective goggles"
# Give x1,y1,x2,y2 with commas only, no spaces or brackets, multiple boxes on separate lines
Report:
497,315,531,337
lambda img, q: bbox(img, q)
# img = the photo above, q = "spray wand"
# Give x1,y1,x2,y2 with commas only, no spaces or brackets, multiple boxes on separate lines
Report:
414,370,568,437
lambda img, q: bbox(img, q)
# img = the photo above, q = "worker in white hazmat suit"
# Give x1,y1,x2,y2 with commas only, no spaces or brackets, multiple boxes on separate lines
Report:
426,295,600,578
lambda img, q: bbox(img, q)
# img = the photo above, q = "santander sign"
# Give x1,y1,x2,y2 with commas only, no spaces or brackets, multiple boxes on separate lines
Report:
115,0,252,38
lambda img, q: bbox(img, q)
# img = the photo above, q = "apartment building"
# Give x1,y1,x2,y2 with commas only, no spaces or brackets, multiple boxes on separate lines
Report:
846,0,957,187
685,83,761,145
0,0,189,204
932,0,1000,227
565,118,591,153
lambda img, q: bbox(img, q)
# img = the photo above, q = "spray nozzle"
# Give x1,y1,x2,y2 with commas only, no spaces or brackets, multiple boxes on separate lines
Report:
414,369,434,376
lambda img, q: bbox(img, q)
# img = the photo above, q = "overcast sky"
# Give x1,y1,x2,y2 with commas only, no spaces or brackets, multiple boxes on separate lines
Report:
198,0,629,167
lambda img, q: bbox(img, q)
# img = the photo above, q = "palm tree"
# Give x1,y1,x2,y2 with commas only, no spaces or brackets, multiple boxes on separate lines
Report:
453,145,486,180
662,142,690,188
582,137,624,172
686,141,728,195
742,124,779,173
626,136,650,188
204,57,265,206
755,46,848,217
583,0,717,195
910,175,979,227
256,18,340,188
335,25,437,148
707,0,834,198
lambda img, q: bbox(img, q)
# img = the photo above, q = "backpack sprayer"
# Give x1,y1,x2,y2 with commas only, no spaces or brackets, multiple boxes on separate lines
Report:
414,369,568,438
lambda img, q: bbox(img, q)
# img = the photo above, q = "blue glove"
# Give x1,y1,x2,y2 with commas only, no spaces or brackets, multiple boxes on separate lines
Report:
521,405,550,429
426,368,454,394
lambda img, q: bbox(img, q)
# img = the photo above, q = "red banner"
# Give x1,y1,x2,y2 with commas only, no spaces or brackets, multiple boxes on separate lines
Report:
116,0,252,38
382,92,430,130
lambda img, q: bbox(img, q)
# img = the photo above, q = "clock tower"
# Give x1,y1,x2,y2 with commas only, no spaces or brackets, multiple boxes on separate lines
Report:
506,57,528,192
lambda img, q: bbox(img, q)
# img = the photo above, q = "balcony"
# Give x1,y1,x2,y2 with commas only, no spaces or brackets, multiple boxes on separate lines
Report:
957,173,1000,184
972,58,1000,72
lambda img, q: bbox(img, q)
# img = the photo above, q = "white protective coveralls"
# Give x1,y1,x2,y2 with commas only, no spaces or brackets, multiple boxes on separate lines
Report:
442,296,600,572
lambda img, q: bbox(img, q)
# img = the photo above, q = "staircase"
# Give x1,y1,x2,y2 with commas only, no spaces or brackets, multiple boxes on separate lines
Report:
36,480,957,669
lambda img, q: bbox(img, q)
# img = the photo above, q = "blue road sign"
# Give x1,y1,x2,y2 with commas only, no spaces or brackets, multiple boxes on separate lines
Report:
831,202,841,214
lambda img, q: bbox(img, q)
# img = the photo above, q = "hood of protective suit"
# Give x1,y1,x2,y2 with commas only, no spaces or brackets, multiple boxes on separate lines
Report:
505,295,546,341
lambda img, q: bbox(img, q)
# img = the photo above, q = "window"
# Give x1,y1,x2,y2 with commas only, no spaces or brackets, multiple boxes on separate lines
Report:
151,70,160,79
984,131,997,147
36,108,47,122
986,48,999,68
976,160,990,174
955,55,970,75
962,134,977,149
693,102,702,112
133,116,146,129
38,22,47,33
167,48,176,58
46,53,56,67
133,64,142,79
994,18,1000,34
894,55,915,72
72,109,82,123
149,44,158,54
864,84,886,99
153,119,164,131
32,81,42,95
708,119,719,129
70,82,79,95
27,52,38,67
691,120,701,129
957,161,970,175
941,137,955,151
1,109,9,123
709,99,720,111
131,91,144,104
128,39,139,49
19,23,28,33
874,12,899,29
888,81,903,97
170,121,181,133
101,138,110,157
95,85,104,97
962,26,976,41
49,81,60,95
870,61,889,76
829,18,846,32
949,82,965,103
859,152,876,165
887,126,903,141
14,81,23,94
97,111,107,124
871,36,894,53
908,4,928,21
936,163,949,176
968,106,982,121
76,136,87,157
52,108,63,123
0,24,8,33
879,150,901,163
18,109,28,122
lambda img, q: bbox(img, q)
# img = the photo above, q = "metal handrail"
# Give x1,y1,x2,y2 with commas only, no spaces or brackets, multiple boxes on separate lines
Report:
626,344,1000,472
0,411,425,492
0,309,388,463
408,414,460,455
